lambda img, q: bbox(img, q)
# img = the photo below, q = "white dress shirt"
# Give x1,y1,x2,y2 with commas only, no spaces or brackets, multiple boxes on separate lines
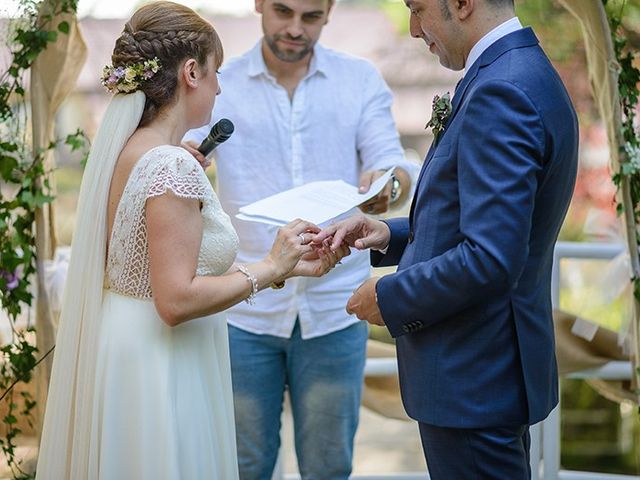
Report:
464,17,523,75
185,42,420,339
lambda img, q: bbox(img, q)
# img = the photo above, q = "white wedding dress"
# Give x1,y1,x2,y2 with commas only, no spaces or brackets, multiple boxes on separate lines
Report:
92,145,240,479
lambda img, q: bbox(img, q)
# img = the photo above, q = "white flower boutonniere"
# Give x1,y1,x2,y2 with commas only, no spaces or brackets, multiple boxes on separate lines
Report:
425,92,452,142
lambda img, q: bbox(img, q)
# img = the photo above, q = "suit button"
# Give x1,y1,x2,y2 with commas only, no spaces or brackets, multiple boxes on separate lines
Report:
408,231,414,244
403,325,410,333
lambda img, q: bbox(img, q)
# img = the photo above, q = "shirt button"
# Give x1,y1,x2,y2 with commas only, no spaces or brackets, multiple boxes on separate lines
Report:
408,231,415,244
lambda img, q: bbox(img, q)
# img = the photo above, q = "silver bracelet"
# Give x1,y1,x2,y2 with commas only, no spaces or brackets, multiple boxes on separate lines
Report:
237,264,258,305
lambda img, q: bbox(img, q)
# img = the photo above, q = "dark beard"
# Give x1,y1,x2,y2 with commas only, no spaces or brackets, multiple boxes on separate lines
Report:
265,34,313,63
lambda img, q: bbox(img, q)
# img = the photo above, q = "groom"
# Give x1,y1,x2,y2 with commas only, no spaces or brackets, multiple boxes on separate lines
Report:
315,0,578,477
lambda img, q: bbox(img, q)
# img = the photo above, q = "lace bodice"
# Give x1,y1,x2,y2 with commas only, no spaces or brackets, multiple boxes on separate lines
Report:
106,145,239,299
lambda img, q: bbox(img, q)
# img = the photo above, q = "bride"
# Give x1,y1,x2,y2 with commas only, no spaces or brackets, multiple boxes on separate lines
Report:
35,2,348,478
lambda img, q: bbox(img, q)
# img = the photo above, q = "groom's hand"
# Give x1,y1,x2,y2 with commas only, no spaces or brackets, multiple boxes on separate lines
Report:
312,215,391,252
347,278,384,326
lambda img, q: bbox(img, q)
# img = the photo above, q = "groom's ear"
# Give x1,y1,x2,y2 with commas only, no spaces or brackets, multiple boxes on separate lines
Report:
454,0,474,21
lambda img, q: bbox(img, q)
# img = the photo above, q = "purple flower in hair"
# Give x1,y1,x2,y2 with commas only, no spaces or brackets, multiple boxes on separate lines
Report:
100,57,162,94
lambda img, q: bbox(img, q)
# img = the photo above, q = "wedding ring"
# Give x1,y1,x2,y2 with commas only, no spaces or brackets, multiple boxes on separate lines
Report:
298,233,306,244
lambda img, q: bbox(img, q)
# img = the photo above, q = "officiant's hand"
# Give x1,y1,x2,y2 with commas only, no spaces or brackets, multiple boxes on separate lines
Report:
289,241,351,278
182,141,212,170
358,169,391,215
347,278,385,326
312,215,391,252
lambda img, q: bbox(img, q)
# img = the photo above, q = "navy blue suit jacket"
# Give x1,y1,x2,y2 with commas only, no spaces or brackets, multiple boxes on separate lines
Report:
372,28,578,429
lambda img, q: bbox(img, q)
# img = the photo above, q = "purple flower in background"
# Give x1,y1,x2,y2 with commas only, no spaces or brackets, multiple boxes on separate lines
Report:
1,268,20,291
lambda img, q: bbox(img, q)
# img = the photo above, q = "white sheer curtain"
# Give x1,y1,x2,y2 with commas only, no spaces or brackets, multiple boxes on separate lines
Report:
36,91,145,479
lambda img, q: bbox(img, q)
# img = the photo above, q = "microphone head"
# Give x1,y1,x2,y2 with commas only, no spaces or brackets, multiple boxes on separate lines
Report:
215,118,234,137
197,118,235,156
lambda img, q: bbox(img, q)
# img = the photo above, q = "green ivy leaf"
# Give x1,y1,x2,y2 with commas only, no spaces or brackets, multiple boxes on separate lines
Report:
0,157,18,182
33,192,55,207
57,21,70,34
65,132,84,151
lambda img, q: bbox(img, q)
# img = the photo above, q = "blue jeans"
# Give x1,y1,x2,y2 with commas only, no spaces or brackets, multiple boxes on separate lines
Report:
228,320,368,480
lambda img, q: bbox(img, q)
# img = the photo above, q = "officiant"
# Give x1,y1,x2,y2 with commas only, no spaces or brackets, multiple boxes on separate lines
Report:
183,1,418,478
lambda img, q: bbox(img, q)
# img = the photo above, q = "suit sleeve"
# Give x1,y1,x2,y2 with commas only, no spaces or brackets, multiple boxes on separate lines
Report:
371,217,410,267
376,80,546,337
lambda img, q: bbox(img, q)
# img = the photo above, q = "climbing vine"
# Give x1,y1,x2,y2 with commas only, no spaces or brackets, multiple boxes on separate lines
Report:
0,0,87,477
604,0,640,396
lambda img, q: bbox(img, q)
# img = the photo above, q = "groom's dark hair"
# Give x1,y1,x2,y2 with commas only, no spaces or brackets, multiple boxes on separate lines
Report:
486,0,515,8
439,0,514,20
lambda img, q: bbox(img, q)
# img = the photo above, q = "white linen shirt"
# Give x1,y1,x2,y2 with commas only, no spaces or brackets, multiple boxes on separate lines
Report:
185,42,420,339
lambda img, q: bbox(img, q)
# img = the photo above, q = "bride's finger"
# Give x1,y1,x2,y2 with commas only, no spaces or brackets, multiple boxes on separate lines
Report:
290,220,320,236
282,218,305,231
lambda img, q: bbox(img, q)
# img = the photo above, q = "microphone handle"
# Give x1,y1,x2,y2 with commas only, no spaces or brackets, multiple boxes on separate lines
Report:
197,135,219,157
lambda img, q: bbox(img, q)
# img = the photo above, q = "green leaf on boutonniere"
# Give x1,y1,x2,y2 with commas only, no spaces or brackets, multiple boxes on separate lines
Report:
425,92,452,142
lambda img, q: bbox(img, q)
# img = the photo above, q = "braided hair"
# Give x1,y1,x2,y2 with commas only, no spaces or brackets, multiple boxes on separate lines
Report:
111,1,224,127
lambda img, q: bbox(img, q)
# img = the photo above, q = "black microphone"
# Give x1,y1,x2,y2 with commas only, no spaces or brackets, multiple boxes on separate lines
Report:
197,118,235,157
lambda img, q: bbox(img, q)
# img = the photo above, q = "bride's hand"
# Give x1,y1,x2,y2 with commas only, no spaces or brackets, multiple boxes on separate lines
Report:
265,219,320,278
289,241,351,278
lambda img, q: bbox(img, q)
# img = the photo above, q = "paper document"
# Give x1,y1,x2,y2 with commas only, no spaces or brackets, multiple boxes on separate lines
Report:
236,168,395,226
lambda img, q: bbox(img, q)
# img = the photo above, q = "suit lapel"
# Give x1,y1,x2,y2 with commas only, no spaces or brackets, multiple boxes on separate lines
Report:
409,63,479,223
408,27,540,228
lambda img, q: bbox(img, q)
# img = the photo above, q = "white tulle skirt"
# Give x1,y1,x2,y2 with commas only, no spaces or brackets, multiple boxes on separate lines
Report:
89,291,238,479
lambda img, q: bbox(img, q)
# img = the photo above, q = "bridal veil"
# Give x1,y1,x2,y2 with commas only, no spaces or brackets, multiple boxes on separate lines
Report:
36,91,145,479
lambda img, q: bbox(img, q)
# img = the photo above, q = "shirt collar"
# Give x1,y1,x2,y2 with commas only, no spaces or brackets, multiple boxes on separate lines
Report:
464,17,523,75
247,40,329,79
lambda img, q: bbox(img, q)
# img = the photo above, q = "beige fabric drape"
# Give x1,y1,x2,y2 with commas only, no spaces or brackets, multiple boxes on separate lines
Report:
558,0,640,403
30,4,87,435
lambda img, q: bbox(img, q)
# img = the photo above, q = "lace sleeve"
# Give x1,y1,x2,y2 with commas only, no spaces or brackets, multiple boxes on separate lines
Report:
146,149,210,200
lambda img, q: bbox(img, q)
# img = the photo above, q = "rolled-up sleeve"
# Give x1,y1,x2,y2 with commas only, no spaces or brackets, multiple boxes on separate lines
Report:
356,65,421,193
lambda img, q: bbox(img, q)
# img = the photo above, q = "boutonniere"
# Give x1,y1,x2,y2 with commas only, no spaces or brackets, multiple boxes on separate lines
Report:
425,92,452,142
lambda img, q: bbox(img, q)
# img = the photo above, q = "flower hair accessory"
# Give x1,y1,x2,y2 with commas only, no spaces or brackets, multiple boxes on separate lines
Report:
101,57,161,94
425,92,452,142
